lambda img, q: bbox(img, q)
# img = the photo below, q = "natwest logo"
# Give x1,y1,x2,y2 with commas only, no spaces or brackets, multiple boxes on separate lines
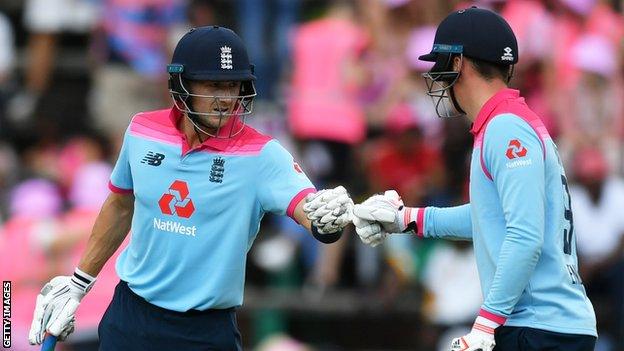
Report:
506,139,528,159
158,180,195,218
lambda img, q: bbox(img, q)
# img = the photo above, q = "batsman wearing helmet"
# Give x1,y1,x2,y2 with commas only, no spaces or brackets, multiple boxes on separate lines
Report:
352,7,597,351
27,26,353,350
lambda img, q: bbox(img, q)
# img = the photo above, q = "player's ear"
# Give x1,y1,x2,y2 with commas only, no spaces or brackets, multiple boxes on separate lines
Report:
452,55,463,72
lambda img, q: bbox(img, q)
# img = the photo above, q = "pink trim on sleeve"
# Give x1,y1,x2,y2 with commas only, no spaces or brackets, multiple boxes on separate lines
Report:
475,130,494,181
403,207,412,229
108,181,133,195
479,308,507,325
286,187,316,221
523,117,549,160
416,207,426,238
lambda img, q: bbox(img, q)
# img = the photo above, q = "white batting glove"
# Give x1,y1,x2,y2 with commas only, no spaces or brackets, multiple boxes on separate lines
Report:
450,332,495,351
450,312,505,351
28,268,96,345
303,186,353,234
354,190,418,233
352,214,387,247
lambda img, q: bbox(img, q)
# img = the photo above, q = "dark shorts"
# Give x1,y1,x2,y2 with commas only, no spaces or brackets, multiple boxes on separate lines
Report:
495,326,596,351
98,281,242,351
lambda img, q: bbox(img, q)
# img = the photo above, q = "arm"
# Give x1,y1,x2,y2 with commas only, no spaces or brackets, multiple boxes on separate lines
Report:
352,192,472,246
79,125,135,276
418,204,472,240
257,141,351,244
480,114,545,318
293,199,311,231
78,192,134,276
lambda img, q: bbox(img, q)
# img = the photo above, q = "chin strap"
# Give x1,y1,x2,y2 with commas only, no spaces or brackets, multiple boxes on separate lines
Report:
449,86,466,115
193,124,206,143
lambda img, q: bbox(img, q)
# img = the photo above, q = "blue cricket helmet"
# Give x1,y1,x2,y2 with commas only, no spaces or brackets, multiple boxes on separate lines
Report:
167,26,257,138
418,7,518,118
169,25,256,82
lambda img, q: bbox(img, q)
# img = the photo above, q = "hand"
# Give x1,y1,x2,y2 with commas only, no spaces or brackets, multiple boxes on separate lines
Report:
450,314,503,351
303,186,353,234
352,214,387,247
353,190,408,234
450,331,495,351
29,269,96,345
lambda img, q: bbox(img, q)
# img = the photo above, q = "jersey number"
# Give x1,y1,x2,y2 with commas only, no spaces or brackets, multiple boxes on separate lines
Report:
555,146,582,284
561,174,582,284
561,175,574,255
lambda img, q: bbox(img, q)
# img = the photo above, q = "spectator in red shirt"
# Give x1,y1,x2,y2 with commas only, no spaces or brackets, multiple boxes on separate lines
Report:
365,102,443,205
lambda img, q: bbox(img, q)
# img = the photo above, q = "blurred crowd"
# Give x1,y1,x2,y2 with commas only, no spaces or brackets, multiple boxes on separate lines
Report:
0,0,623,350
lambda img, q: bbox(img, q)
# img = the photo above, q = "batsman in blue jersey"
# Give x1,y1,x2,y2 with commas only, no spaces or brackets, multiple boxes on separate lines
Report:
353,7,597,351
27,26,353,350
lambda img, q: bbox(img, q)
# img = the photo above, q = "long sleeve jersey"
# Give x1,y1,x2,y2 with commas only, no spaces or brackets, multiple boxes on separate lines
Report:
417,89,596,336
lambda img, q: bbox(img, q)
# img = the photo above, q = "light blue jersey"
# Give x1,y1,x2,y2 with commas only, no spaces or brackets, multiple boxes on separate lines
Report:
108,108,315,312
419,89,596,336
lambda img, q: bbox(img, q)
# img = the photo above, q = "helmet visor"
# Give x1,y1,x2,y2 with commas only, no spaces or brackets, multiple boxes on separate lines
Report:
422,54,463,118
170,75,257,138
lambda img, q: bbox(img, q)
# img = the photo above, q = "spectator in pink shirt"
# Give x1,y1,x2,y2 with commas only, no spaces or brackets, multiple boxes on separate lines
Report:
288,1,367,185
558,34,624,174
0,179,63,349
288,1,367,146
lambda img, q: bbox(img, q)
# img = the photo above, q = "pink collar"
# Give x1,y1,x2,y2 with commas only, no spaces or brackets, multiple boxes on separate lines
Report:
470,88,520,135
168,108,245,153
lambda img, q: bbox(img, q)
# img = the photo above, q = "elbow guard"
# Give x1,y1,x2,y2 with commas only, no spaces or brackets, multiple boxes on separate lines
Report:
311,224,343,244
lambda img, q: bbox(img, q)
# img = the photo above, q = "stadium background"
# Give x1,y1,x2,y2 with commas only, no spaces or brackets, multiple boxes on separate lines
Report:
0,0,622,350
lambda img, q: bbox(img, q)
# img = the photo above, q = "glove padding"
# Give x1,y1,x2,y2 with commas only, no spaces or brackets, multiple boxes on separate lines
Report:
353,190,405,234
29,271,94,345
303,186,353,234
352,214,387,247
450,330,495,351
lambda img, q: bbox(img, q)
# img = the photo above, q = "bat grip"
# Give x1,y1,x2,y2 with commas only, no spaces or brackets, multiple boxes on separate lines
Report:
41,334,57,351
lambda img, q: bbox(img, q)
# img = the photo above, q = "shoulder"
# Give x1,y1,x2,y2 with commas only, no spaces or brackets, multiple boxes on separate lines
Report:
481,113,547,169
484,97,551,142
259,138,292,160
127,108,180,143
485,113,533,133
239,125,274,148
130,108,176,129
483,113,543,147
254,136,300,171
222,125,274,156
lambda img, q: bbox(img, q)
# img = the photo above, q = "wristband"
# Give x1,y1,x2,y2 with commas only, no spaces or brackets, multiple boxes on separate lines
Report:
311,224,343,244
71,267,97,293
473,308,507,335
401,207,424,236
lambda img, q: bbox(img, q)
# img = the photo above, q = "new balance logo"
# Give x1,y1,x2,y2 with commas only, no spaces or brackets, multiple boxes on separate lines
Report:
141,151,165,166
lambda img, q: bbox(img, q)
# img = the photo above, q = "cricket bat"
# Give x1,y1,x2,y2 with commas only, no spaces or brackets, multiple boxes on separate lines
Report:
41,334,57,351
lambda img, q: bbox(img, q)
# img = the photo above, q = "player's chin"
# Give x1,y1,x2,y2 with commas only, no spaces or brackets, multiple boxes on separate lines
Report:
200,115,230,129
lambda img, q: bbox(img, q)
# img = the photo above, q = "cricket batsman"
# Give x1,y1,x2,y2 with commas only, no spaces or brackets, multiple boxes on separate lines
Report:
352,7,597,351
27,26,352,350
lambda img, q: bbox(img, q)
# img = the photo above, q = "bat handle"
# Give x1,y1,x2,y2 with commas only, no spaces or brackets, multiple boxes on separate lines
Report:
41,334,57,351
